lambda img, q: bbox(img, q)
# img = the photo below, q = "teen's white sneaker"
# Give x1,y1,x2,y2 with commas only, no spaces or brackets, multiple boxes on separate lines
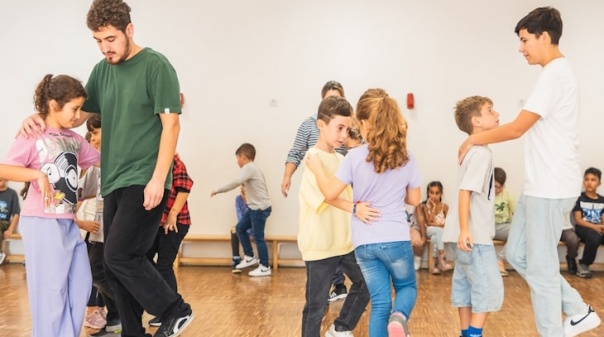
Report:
0,252,6,265
235,255,258,269
325,324,353,337
564,304,601,337
248,264,271,277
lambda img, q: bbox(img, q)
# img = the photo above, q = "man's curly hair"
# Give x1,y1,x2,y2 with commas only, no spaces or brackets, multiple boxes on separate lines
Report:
87,0,131,32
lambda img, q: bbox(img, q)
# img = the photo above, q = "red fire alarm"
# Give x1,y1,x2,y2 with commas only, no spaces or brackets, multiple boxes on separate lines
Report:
407,93,414,110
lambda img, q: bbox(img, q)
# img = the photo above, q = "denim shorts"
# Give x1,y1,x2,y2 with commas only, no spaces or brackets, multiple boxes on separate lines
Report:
451,244,503,312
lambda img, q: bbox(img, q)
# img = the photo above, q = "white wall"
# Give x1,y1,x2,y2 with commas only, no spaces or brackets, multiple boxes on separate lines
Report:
1,1,603,243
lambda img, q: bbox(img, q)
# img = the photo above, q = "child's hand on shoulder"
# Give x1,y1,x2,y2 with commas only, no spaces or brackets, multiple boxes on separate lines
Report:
305,152,321,173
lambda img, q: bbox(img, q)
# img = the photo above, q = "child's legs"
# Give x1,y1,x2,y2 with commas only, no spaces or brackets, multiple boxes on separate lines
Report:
230,226,241,257
235,211,254,258
155,223,189,293
560,229,580,260
89,242,119,322
451,252,472,330
68,228,93,335
250,207,272,267
382,241,417,319
453,245,502,329
426,226,444,256
302,257,339,337
575,225,603,266
334,251,370,331
468,246,503,316
21,217,92,337
354,243,394,337
522,196,584,337
506,196,527,276
494,222,510,261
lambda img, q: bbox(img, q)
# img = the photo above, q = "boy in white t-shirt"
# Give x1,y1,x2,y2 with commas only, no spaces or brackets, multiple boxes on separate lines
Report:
458,7,600,337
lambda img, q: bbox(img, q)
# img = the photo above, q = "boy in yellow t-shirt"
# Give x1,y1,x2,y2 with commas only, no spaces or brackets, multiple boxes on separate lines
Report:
298,96,371,337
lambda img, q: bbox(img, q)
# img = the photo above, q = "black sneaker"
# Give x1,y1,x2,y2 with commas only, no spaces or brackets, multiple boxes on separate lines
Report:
149,316,161,327
89,328,109,337
566,256,578,275
577,264,593,279
153,311,194,337
106,318,122,332
328,284,348,302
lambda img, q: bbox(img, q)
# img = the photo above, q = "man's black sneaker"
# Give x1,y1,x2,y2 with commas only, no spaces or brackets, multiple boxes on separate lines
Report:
153,311,194,337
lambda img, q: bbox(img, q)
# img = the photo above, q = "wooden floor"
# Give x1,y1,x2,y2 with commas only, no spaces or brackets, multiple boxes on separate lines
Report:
1,264,603,337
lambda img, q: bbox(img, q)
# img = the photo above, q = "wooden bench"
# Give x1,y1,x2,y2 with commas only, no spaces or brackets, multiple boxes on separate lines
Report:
5,232,301,270
4,233,25,264
176,234,300,270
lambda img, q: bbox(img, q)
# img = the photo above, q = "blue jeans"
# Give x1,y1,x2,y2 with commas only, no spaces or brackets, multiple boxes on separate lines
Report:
506,195,585,337
236,207,272,267
355,241,417,337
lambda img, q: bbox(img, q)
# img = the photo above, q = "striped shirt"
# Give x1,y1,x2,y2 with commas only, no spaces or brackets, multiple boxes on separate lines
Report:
285,115,347,167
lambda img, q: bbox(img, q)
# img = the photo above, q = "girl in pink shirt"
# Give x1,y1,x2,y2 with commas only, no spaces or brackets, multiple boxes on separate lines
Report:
0,74,100,337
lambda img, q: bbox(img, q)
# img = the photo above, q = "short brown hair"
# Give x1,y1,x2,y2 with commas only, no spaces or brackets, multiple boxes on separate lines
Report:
236,143,256,161
320,81,345,99
317,96,352,124
87,0,132,32
454,96,493,135
494,167,507,185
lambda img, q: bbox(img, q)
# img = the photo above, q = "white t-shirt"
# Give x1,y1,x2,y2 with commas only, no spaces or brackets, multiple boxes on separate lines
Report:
443,146,495,245
522,57,581,199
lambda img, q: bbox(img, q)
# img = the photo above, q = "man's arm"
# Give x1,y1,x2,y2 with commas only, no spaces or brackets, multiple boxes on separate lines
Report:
144,113,180,211
18,111,91,138
281,162,297,197
282,118,314,197
458,110,541,162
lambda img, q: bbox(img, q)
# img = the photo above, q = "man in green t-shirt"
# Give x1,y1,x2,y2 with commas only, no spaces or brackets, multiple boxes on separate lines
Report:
20,1,193,337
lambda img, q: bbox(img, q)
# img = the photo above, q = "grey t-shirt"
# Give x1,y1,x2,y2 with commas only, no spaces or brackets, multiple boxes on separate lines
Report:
443,146,495,245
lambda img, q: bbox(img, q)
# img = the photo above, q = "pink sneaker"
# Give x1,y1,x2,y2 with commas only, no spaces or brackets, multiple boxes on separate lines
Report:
84,310,107,329
387,312,409,337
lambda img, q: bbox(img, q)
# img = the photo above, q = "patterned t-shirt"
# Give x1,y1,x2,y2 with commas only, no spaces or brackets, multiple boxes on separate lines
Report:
572,192,604,225
2,127,99,219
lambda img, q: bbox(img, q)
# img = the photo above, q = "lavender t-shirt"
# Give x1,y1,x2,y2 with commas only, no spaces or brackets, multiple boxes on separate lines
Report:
336,144,422,247
2,127,100,219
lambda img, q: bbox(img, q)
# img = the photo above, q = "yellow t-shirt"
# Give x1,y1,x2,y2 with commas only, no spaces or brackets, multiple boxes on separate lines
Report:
298,148,353,261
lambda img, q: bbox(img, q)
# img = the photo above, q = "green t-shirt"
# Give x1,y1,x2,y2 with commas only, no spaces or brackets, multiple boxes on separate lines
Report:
83,48,181,196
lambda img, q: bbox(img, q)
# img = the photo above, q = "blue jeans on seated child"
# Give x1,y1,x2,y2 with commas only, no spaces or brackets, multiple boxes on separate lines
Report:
236,207,272,267
451,244,503,312
355,241,417,337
